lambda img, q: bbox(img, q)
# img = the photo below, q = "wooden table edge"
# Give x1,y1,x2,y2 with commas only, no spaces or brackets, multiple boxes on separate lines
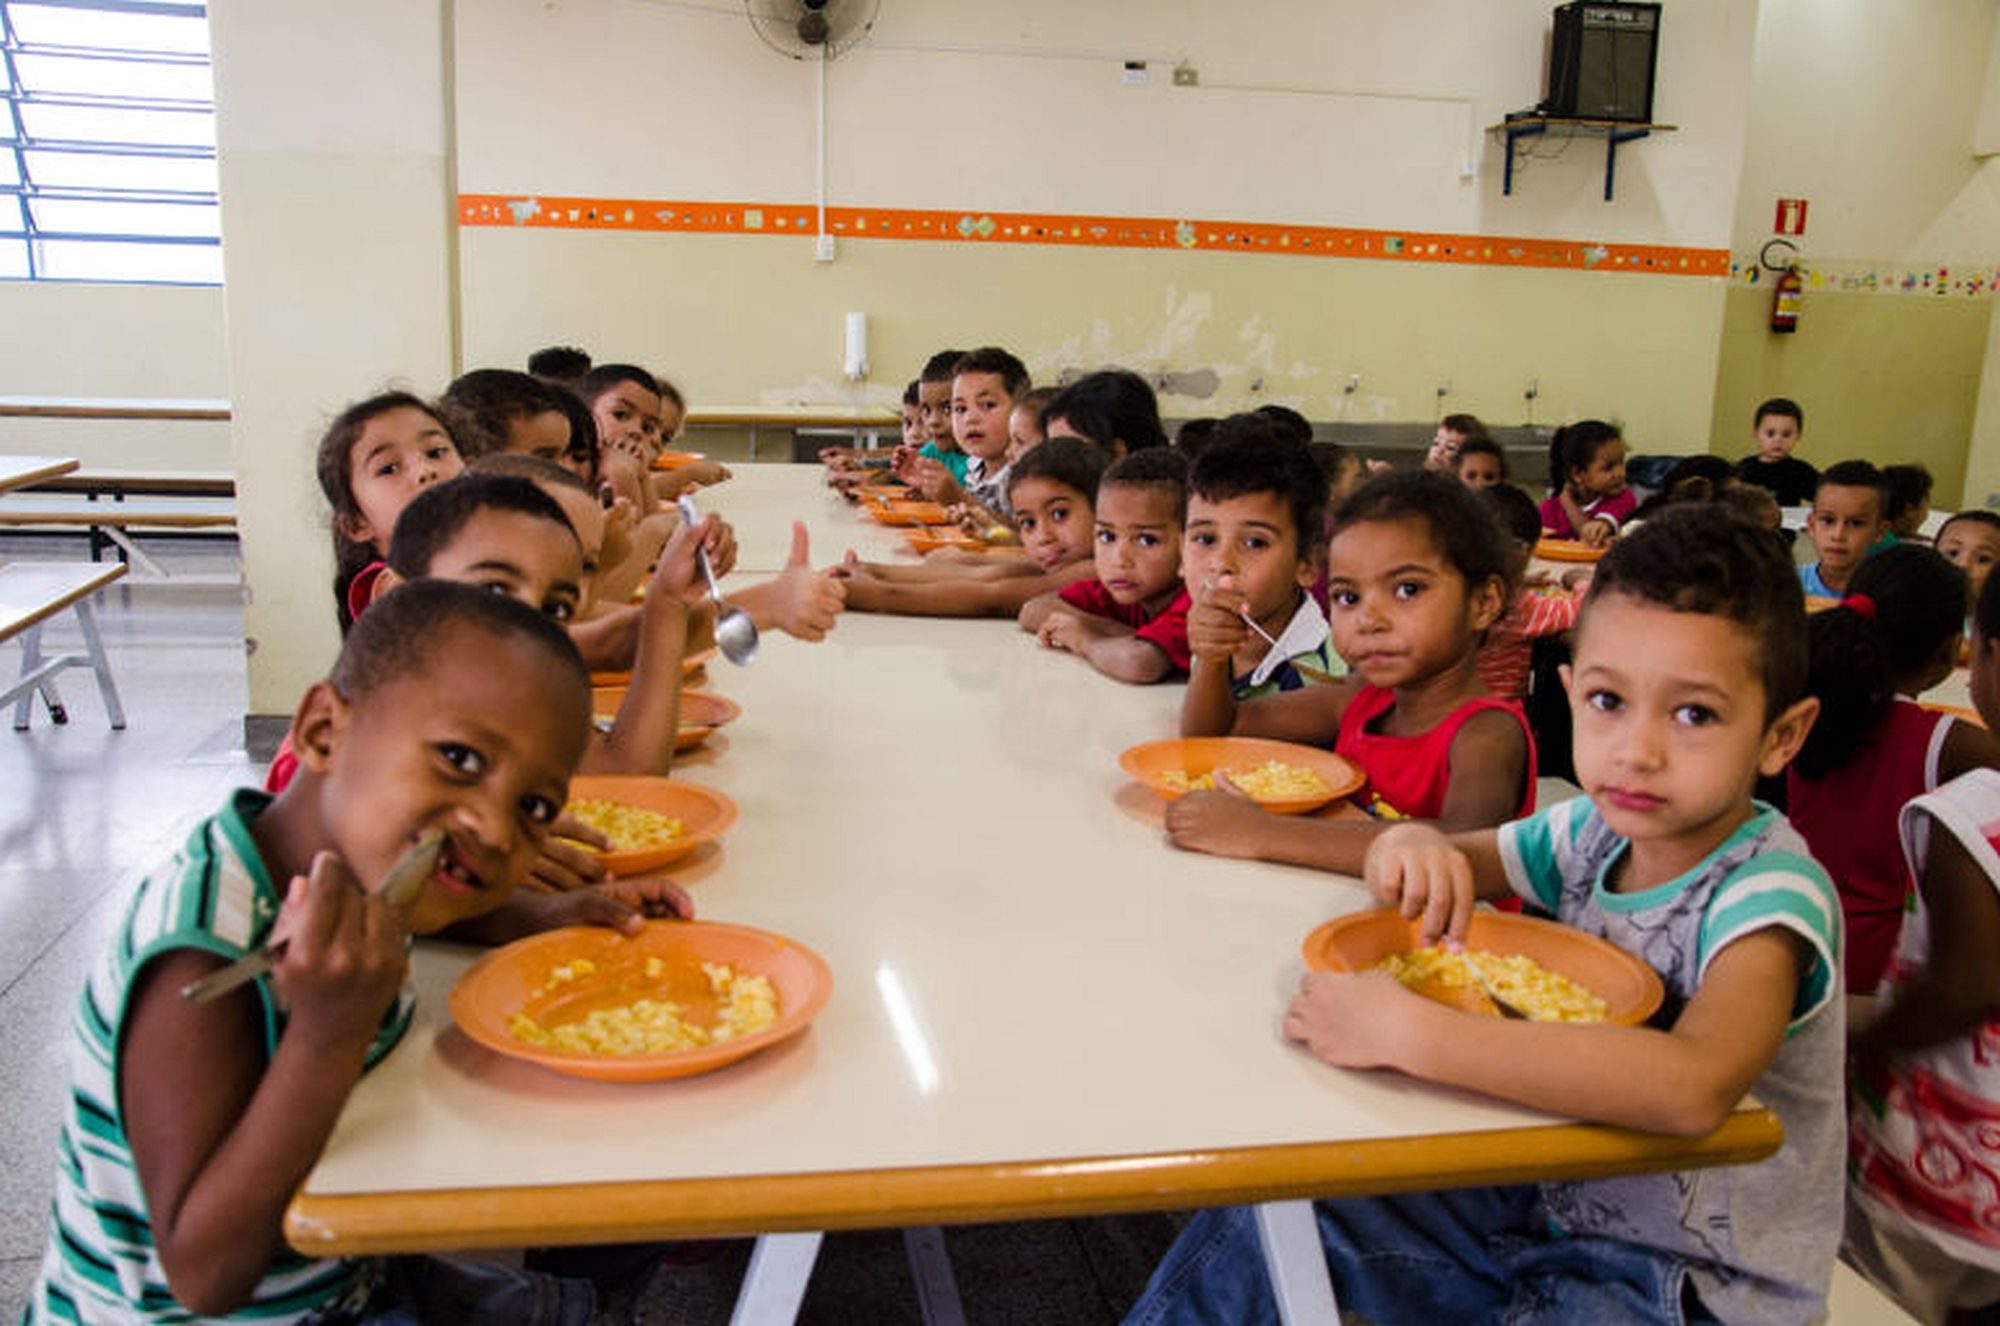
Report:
286,1107,1780,1256
0,456,79,493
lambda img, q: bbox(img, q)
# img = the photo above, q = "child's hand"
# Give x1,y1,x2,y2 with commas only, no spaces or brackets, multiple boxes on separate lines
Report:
528,832,609,894
649,514,722,606
518,875,696,936
1187,574,1252,662
1363,823,1475,944
1281,969,1423,1070
770,523,845,641
1036,610,1088,654
268,852,409,1048
911,460,964,506
1164,772,1270,859
1579,516,1616,548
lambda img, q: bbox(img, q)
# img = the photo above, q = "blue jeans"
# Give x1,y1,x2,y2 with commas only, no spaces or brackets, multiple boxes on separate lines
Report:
1124,1187,1711,1326
342,1255,597,1325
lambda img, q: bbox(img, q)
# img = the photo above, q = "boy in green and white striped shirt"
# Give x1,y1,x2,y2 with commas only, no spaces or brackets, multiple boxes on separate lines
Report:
28,582,687,1325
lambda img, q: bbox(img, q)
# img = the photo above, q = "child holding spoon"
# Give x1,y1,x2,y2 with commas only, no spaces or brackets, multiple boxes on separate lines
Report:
1180,426,1342,738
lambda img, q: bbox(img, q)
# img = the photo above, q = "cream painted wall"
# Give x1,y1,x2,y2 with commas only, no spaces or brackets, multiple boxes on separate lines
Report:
455,0,1754,443
1714,0,2000,506
211,0,458,716
0,282,231,466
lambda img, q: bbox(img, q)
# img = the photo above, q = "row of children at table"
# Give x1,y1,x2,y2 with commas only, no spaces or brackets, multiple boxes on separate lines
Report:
30,341,2000,1322
829,356,2000,1322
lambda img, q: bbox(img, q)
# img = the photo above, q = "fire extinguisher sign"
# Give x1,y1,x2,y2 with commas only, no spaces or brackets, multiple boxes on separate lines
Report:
1774,198,1809,237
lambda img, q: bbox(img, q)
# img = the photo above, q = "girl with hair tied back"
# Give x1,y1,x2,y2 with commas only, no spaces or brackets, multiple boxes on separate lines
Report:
1788,543,2000,1014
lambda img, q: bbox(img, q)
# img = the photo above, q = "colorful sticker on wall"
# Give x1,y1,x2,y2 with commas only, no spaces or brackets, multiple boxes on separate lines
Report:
458,193,1729,278
1728,254,2000,300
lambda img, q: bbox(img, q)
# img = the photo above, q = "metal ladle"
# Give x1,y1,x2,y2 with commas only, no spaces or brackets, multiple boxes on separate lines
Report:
677,495,758,666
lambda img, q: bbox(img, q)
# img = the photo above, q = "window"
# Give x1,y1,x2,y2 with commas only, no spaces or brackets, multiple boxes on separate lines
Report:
2,0,219,284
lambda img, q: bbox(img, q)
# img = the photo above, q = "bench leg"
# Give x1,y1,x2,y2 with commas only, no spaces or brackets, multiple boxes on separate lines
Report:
72,599,125,730
1255,1200,1341,1325
901,1226,966,1326
13,624,66,729
728,1232,822,1326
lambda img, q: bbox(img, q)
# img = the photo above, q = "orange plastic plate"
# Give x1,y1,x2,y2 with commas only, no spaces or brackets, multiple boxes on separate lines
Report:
1533,537,1605,563
592,686,742,751
564,774,737,875
449,920,833,1083
1301,908,1663,1026
1117,737,1365,815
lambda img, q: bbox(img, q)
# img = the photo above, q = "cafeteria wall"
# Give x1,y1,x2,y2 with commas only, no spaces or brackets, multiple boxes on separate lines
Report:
0,283,231,466
454,0,1757,449
1709,0,2000,507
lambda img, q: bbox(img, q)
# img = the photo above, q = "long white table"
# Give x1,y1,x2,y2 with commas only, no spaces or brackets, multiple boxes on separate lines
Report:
287,465,1780,1319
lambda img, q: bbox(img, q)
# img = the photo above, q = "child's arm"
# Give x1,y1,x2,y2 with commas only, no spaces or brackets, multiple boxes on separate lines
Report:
1939,718,2000,782
1284,928,1805,1136
1167,707,1522,872
1036,610,1174,683
1853,821,2000,1063
1181,580,1251,736
582,524,708,776
121,856,407,1316
723,523,846,642
1018,589,1068,633
844,565,1077,618
452,873,695,943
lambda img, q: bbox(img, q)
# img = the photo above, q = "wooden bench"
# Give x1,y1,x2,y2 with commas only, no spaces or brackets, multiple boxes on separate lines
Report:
0,561,127,730
31,468,235,500
0,492,238,578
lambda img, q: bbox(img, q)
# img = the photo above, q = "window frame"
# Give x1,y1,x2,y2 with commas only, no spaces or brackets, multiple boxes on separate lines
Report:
1,0,219,286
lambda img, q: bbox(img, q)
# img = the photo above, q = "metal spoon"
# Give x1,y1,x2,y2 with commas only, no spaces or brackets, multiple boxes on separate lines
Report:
180,832,445,1004
676,495,758,666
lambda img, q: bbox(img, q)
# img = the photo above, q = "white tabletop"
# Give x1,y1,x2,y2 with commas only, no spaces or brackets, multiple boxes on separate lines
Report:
288,466,1778,1254
700,462,948,574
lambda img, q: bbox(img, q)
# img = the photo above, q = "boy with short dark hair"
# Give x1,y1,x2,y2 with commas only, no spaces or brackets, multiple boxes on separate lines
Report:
27,583,688,1324
1020,448,1192,683
1801,459,1888,597
436,368,574,462
1453,435,1508,489
909,346,1031,518
1130,505,1842,1325
1736,397,1818,506
1180,428,1337,735
903,347,969,483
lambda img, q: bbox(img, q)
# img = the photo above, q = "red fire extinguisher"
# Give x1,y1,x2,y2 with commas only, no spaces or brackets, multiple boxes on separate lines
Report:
1763,239,1802,334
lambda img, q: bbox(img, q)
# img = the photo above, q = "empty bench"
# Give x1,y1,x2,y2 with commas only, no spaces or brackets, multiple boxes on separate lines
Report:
0,561,127,730
0,492,238,578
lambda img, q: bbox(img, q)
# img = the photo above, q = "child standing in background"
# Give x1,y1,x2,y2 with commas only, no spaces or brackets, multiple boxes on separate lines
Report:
1130,506,1838,1326
1476,483,1583,701
1800,460,1889,599
1179,427,1336,734
1538,420,1633,546
1787,544,2000,1008
1845,565,2000,1325
315,391,464,632
1735,397,1818,507
1169,472,1532,875
1938,510,2000,612
1020,448,1192,683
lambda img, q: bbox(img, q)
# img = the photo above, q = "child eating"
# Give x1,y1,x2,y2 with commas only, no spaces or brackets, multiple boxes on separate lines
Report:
1800,460,1888,599
1019,448,1192,682
1169,472,1533,870
1129,506,1841,1325
1180,427,1336,736
838,438,1105,617
26,583,689,1323
1538,420,1633,547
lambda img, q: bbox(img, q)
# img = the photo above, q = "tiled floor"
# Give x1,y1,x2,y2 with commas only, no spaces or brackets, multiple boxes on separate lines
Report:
0,534,1176,1324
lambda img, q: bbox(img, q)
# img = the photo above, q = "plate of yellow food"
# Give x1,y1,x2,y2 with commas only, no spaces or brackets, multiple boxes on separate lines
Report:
1118,737,1364,815
1533,537,1606,563
591,685,742,752
449,920,834,1083
1301,908,1663,1025
904,527,987,555
867,500,950,527
562,775,737,875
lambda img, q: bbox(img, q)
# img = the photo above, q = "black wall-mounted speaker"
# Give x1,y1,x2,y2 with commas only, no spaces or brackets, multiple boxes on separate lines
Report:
1544,2,1661,123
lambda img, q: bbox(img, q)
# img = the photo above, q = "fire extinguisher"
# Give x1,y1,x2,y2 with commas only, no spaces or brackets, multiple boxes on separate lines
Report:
1763,239,1802,334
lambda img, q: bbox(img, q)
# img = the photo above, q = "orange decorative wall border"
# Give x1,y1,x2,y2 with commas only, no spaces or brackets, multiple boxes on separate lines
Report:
458,193,1727,278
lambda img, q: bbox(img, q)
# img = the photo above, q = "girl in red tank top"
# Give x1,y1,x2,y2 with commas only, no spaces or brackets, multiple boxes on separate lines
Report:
1169,471,1536,875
